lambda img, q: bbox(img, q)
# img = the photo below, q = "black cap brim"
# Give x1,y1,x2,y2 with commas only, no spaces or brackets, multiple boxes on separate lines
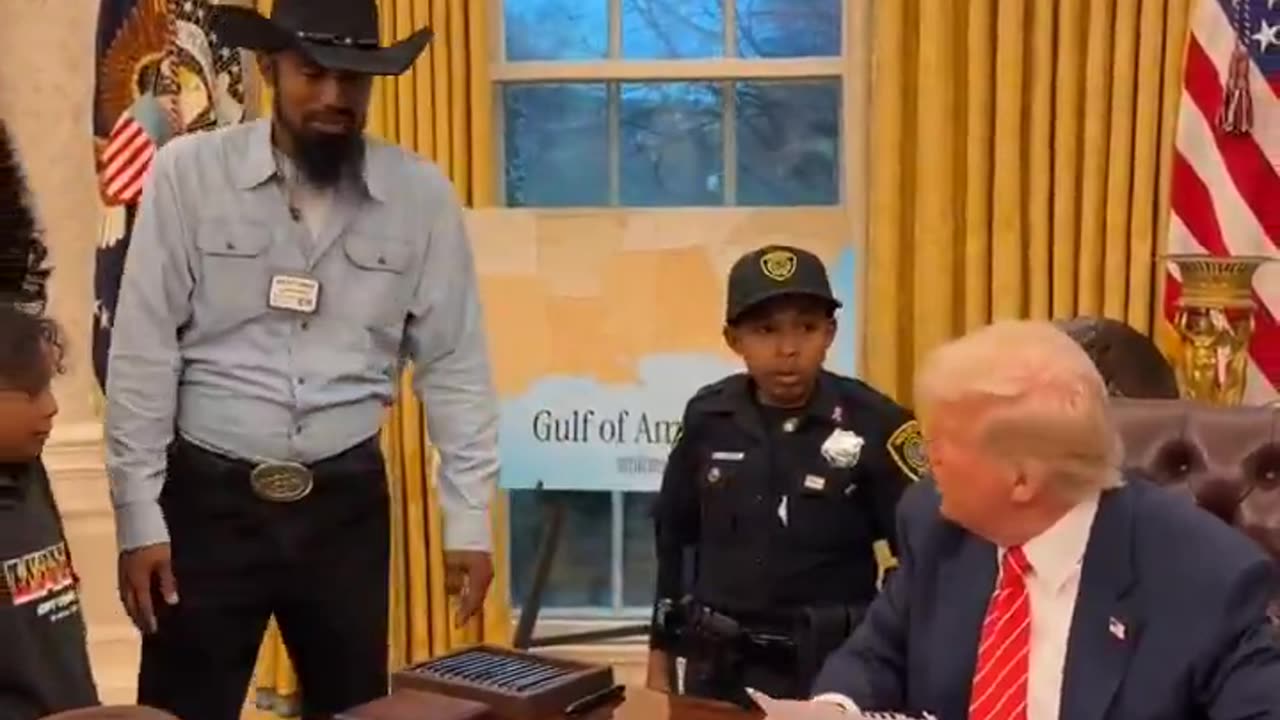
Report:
727,289,842,323
211,5,433,76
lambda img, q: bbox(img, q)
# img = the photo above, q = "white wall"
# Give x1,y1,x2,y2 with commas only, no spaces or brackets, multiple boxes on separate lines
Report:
0,0,140,704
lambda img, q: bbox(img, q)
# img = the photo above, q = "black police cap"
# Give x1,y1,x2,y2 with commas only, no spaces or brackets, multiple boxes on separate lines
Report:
725,245,841,323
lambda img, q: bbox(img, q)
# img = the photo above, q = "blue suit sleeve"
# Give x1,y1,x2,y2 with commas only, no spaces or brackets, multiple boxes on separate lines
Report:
1198,556,1280,718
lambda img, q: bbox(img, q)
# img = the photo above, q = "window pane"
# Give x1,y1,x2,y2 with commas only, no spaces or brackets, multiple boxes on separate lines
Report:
503,83,609,207
510,490,613,609
735,0,840,58
621,0,724,59
622,492,659,608
505,0,607,60
735,80,840,206
620,82,724,206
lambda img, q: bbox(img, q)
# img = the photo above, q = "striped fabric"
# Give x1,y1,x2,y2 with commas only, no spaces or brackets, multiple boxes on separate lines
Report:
99,92,173,206
969,547,1032,720
1164,0,1280,404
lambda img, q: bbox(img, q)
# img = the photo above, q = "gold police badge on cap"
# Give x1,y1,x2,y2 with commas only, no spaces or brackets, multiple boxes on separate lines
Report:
760,249,797,282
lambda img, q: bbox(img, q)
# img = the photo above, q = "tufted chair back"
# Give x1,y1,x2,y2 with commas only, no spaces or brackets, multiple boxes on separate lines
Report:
1110,398,1280,621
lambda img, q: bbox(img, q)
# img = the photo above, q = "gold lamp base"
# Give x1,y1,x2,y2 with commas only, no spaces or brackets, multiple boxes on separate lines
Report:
1164,254,1272,406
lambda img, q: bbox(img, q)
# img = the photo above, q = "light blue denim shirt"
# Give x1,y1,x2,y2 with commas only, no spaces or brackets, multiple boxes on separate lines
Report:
105,118,498,552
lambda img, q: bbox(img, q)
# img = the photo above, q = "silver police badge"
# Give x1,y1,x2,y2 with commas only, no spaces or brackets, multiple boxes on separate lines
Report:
250,462,314,502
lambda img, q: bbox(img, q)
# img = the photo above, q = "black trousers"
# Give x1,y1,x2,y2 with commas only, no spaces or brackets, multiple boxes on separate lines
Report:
137,437,390,720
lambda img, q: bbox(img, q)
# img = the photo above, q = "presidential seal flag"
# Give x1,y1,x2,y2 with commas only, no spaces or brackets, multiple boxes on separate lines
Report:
92,0,247,390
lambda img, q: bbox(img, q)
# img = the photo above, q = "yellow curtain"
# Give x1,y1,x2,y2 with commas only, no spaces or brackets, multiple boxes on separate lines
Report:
247,1,510,717
863,0,1195,403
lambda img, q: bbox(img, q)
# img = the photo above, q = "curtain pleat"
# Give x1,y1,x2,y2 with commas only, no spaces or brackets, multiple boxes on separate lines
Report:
864,0,1195,404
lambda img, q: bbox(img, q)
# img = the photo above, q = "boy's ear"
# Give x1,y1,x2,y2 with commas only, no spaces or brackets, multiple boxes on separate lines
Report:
823,317,838,347
723,324,743,355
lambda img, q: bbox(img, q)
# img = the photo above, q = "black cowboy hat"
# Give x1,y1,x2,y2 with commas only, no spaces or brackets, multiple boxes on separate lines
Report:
210,0,432,76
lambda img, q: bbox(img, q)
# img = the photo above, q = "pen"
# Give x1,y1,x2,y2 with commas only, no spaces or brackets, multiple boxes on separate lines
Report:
564,685,626,715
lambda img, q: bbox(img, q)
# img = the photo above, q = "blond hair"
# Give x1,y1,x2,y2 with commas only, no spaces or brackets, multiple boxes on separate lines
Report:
914,320,1124,498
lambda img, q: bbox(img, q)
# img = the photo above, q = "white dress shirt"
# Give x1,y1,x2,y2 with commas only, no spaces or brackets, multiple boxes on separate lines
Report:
816,494,1100,719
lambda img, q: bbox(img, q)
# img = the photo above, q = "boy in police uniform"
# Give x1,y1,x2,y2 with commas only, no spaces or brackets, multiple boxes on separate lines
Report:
0,306,99,719
646,245,925,707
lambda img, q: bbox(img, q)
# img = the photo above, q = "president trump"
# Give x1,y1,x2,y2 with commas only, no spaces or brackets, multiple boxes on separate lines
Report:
811,320,1280,719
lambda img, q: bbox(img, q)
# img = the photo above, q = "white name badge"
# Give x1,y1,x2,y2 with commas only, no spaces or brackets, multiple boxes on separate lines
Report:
268,274,321,314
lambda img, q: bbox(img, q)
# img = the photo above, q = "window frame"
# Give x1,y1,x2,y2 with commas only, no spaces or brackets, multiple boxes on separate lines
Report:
488,0,872,621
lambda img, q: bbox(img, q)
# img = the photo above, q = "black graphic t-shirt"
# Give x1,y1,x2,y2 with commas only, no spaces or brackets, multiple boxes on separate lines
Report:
0,460,99,719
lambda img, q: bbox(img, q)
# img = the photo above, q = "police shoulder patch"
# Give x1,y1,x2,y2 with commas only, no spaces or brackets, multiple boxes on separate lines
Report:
886,420,927,482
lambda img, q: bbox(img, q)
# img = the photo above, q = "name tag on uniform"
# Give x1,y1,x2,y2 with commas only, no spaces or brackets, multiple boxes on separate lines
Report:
268,274,320,314
711,451,744,461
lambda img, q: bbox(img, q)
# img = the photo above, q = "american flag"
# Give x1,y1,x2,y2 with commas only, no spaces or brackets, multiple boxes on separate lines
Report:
91,0,245,389
99,93,172,206
1164,0,1280,404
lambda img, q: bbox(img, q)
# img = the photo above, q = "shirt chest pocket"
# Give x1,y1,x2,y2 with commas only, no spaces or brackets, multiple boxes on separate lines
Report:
194,221,273,324
337,234,414,334
788,469,871,550
698,461,745,541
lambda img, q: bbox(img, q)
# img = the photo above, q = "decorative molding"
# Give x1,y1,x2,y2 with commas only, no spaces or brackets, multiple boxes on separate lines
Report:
87,624,140,645
40,421,139,686
489,57,845,83
44,420,105,470
511,618,648,671
513,617,648,646
42,420,110,520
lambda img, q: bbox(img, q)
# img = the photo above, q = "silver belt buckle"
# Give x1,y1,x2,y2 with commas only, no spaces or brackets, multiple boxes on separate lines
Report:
250,461,314,503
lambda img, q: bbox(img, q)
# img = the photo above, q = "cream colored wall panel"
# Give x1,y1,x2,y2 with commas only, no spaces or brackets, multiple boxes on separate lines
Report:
0,0,103,426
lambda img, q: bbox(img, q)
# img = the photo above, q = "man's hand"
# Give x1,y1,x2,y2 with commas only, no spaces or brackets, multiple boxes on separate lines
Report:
747,690,854,718
118,543,178,634
444,550,494,628
646,649,672,693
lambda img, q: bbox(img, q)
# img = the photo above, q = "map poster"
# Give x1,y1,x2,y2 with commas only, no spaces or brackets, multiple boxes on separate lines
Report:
466,208,858,493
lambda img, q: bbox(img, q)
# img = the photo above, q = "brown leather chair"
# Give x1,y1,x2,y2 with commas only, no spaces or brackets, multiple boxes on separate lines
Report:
1110,398,1280,622
1056,317,1180,400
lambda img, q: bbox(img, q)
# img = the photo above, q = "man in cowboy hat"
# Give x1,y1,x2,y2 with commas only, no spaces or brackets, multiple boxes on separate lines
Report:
104,1,497,718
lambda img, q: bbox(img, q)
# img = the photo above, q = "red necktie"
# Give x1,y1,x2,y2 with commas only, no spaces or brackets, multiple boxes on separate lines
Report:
970,546,1032,720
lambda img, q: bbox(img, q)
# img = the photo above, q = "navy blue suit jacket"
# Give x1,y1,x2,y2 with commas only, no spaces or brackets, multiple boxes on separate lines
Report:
813,474,1280,719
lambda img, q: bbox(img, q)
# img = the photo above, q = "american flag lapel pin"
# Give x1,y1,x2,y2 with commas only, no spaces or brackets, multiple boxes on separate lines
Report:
1108,616,1127,641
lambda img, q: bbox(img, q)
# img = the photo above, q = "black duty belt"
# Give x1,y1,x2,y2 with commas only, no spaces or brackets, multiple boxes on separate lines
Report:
712,604,865,660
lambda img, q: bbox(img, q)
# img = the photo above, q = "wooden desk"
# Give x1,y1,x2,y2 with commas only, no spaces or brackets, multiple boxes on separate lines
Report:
59,689,757,720
577,687,760,720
